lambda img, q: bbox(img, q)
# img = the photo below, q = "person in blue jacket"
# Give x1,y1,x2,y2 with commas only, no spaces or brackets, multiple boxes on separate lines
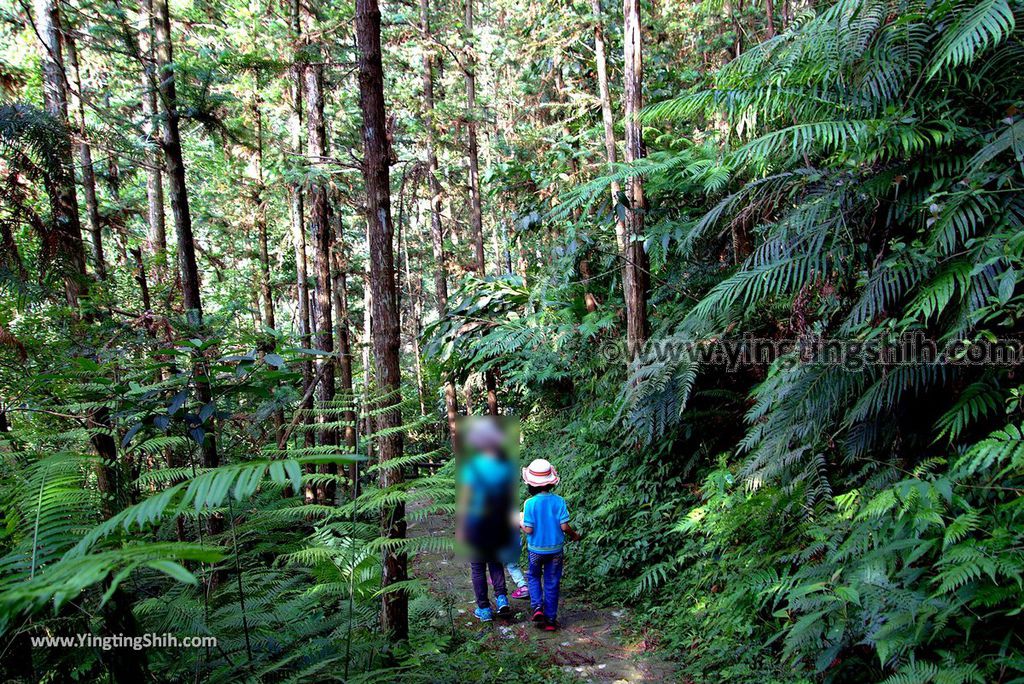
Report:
456,418,516,622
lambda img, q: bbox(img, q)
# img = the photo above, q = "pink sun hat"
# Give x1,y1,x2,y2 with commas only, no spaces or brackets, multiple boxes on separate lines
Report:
522,458,560,487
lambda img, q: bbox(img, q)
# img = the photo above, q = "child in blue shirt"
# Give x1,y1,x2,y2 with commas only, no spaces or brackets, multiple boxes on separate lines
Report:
520,458,580,631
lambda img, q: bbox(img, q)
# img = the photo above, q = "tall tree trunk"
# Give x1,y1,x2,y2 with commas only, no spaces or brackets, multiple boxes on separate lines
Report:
420,0,460,442
765,0,776,38
331,202,357,498
594,0,634,311
138,0,166,271
622,0,650,360
302,1,337,461
362,263,373,460
88,404,151,682
594,5,628,260
286,0,315,467
356,0,408,642
131,0,180,482
32,0,88,308
152,0,218,469
420,0,448,311
253,92,275,330
463,0,485,274
401,209,426,416
63,32,106,280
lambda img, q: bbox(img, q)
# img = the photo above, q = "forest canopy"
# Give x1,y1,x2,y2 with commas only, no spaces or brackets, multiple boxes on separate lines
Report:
1,0,1023,680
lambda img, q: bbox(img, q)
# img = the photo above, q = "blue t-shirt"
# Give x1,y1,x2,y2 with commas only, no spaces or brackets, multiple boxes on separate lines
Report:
523,493,570,554
460,454,513,519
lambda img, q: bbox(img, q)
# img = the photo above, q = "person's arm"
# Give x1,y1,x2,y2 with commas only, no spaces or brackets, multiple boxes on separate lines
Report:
560,521,582,542
521,502,534,534
558,498,580,541
455,485,471,542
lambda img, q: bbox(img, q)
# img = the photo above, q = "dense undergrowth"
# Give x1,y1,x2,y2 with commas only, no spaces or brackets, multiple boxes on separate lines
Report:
0,330,568,681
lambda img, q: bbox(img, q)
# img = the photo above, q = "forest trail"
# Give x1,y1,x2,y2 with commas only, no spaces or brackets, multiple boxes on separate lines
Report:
409,501,675,682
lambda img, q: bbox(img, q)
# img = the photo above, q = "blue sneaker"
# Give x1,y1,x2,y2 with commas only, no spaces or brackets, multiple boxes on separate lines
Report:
474,606,493,622
495,594,510,616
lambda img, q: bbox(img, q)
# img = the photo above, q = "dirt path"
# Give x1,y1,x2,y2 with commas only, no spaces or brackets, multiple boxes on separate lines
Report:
409,503,675,682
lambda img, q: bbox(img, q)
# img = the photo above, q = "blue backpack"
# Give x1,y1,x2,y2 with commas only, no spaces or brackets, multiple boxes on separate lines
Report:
464,457,514,556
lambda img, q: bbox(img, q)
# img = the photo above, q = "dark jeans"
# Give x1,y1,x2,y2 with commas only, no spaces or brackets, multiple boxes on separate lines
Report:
470,561,507,608
527,551,564,620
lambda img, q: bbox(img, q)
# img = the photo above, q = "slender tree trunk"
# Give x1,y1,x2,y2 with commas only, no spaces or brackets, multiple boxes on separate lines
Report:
732,0,744,58
356,0,408,642
463,0,485,274
152,0,218,469
765,0,776,38
97,573,150,683
468,12,499,422
32,0,87,308
411,287,426,417
105,164,131,268
622,0,650,360
464,376,475,414
64,33,106,280
131,2,178,482
594,0,634,311
579,258,599,312
131,247,152,312
302,2,336,461
401,210,427,416
138,0,166,270
286,0,315,467
444,378,460,445
87,404,151,682
339,267,359,483
362,263,373,461
420,0,448,311
331,204,357,498
253,92,275,330
420,0,461,442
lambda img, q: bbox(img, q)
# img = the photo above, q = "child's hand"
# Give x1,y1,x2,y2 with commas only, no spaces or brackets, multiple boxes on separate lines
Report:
570,529,582,542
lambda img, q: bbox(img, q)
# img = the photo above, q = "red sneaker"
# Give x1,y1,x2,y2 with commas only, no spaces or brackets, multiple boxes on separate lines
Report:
511,586,529,600
543,619,560,632
531,608,545,623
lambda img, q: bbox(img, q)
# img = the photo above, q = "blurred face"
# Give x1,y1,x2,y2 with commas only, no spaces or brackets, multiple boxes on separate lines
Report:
457,416,520,459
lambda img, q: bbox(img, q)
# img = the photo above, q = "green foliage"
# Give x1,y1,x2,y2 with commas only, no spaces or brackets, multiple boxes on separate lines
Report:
443,0,1024,680
0,331,456,681
4,0,1024,679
